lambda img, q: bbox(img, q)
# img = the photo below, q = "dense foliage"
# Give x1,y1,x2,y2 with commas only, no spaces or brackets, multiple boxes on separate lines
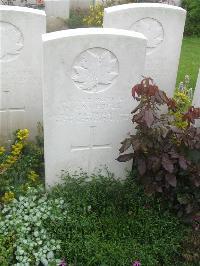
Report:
181,228,200,264
0,174,189,265
83,0,118,27
67,8,89,29
0,187,62,265
182,0,200,36
117,78,200,222
0,125,44,203
83,0,135,27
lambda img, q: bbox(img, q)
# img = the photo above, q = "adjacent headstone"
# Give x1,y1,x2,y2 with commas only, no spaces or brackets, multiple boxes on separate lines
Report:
0,6,46,143
103,3,186,97
43,28,147,186
192,69,200,107
172,0,182,6
69,0,93,9
136,0,182,6
45,0,69,32
45,0,69,18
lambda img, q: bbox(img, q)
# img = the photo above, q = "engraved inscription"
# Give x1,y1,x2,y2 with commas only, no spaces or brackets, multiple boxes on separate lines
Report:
0,21,24,62
131,18,164,53
72,48,119,93
55,97,132,124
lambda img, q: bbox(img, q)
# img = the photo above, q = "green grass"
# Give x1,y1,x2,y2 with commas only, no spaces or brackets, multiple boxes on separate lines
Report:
46,174,188,266
176,37,200,89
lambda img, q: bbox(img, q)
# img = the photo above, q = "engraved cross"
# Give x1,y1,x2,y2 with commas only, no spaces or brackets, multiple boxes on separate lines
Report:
71,126,111,173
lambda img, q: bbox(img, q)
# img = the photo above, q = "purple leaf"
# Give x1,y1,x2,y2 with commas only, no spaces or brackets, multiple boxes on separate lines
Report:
179,156,187,170
119,138,132,153
116,153,134,162
138,158,146,176
162,154,174,173
165,173,177,187
156,186,163,193
144,109,154,127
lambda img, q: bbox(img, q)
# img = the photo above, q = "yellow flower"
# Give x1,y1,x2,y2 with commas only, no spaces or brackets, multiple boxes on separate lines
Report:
2,191,15,203
28,170,39,182
11,142,24,156
0,146,5,155
6,155,18,164
0,129,29,173
17,129,29,141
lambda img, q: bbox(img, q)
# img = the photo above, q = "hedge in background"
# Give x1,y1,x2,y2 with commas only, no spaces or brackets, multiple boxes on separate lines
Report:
182,0,200,36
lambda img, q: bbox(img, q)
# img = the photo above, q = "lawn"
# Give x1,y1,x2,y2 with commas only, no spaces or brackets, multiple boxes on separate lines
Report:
176,37,200,89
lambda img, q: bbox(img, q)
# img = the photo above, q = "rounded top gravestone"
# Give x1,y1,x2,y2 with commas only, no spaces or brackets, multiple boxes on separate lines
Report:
42,28,147,187
192,69,200,107
0,6,46,142
103,3,186,97
131,17,164,54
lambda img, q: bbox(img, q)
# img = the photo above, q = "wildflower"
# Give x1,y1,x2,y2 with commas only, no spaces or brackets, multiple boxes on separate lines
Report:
179,81,184,91
6,155,18,164
11,142,24,156
132,261,141,266
192,215,200,231
2,191,15,203
187,88,193,100
59,258,67,266
28,170,39,182
184,74,190,84
0,146,5,155
36,0,44,4
17,129,29,141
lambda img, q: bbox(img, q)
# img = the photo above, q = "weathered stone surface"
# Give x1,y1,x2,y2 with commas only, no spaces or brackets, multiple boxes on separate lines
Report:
43,28,147,186
103,3,186,97
0,6,46,143
45,0,69,18
192,69,200,107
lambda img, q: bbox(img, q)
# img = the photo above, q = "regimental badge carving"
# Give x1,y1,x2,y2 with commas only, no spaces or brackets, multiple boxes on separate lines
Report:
0,21,24,62
131,18,164,53
72,48,119,93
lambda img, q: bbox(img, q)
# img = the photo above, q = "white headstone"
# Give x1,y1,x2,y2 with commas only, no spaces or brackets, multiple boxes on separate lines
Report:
45,0,69,32
192,69,200,107
103,3,186,97
173,0,182,6
70,0,93,9
0,6,46,143
43,28,147,186
45,0,69,18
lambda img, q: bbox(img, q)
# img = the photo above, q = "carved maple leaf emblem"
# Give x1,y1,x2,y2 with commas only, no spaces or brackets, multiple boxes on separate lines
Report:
72,49,118,92
0,22,23,61
132,18,164,49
